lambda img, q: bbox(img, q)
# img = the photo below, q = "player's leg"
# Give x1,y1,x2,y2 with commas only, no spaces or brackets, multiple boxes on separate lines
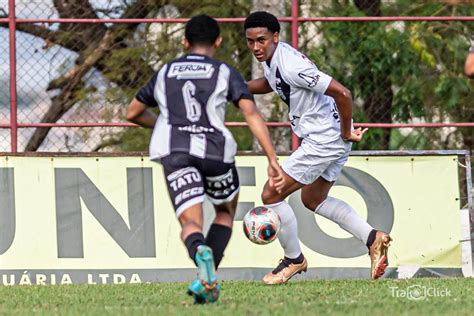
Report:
262,168,304,260
178,204,218,304
301,176,375,244
178,203,206,265
178,204,217,291
206,196,237,269
300,139,392,279
203,162,240,270
303,180,392,279
260,152,307,284
161,154,217,303
177,204,219,304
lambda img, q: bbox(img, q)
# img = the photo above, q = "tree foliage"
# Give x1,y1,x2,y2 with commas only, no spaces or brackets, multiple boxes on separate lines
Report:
101,0,257,151
1,0,473,152
303,0,474,150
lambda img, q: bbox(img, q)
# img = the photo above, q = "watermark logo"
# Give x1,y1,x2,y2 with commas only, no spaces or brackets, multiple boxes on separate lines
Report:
390,285,451,300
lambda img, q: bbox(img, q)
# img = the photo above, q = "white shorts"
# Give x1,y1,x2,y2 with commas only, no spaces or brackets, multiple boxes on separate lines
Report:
282,137,351,185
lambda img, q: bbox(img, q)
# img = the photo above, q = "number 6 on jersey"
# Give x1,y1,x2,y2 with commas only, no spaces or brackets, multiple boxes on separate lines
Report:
182,81,202,122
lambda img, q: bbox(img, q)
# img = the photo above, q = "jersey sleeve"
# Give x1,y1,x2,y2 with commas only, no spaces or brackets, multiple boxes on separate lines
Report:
284,57,332,94
227,67,254,107
135,71,159,108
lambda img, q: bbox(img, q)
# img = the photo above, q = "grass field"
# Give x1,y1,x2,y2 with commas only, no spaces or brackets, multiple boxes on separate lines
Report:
0,278,472,315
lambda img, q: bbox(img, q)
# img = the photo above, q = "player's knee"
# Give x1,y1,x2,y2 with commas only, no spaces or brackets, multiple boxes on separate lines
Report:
261,191,271,204
301,194,325,212
213,211,233,228
178,213,202,230
302,198,316,211
261,189,279,205
214,195,238,219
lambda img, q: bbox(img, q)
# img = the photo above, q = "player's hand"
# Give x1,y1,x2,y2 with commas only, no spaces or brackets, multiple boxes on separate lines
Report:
267,159,285,194
343,127,368,143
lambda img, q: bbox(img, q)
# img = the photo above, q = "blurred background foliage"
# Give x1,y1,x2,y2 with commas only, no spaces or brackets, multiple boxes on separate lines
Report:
113,0,474,152
1,0,473,152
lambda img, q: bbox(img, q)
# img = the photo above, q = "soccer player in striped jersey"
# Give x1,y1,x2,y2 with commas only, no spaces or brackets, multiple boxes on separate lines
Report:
244,11,392,284
127,15,284,303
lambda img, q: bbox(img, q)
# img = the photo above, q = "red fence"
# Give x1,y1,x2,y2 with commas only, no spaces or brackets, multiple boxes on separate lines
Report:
1,0,474,152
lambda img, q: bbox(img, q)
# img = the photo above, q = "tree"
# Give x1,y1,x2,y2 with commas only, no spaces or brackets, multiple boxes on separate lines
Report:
304,0,474,150
7,0,158,151
3,0,473,152
309,0,397,149
1,0,254,152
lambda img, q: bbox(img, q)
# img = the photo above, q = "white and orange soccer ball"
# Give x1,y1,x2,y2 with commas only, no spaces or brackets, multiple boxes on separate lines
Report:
242,206,281,245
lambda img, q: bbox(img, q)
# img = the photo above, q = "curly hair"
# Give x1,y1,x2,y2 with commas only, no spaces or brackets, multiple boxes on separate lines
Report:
244,11,280,33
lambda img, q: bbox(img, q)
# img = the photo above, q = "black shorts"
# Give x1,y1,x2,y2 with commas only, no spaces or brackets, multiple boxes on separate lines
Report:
161,153,240,217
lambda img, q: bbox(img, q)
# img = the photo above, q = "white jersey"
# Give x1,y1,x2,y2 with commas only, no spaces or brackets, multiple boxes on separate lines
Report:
262,42,348,144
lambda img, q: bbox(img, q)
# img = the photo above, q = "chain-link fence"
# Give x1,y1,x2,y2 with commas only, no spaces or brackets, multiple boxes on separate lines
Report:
1,0,474,152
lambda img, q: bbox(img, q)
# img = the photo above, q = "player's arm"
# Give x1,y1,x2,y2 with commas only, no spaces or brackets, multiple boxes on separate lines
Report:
324,79,366,142
464,35,474,78
126,98,158,128
239,99,284,192
465,54,474,78
126,71,160,128
227,67,283,191
247,77,273,94
287,59,367,142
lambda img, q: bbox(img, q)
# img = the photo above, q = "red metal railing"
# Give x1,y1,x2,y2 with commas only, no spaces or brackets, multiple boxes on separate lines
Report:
2,0,474,152
7,0,17,152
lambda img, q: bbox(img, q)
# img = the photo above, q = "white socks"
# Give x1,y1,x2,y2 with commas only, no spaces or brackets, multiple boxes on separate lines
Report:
266,197,373,259
315,196,373,244
266,201,301,259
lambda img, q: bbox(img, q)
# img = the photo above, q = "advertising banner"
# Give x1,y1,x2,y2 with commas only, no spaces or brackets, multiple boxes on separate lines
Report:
0,154,469,284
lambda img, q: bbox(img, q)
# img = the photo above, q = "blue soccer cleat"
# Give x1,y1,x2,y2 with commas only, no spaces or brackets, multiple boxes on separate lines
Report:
195,245,217,287
187,279,221,304
187,245,220,304
187,278,208,304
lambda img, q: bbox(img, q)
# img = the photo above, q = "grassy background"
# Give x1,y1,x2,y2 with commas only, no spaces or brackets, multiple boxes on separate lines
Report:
0,278,472,315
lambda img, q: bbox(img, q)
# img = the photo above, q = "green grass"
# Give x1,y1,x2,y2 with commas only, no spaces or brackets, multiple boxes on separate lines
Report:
0,278,472,315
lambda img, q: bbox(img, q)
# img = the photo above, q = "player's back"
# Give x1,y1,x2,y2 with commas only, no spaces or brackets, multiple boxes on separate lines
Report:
145,53,248,163
163,54,222,128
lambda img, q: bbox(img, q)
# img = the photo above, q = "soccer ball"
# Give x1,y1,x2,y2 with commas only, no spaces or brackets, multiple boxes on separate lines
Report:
242,206,281,245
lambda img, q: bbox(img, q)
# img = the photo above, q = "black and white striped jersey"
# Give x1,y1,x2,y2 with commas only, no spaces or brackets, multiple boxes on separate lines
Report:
136,54,253,163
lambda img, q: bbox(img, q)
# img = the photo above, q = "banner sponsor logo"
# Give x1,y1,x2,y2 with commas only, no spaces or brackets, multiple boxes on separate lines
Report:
0,155,463,284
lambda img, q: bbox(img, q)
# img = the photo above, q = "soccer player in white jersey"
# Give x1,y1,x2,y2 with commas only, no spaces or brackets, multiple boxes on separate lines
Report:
127,15,284,303
244,11,392,284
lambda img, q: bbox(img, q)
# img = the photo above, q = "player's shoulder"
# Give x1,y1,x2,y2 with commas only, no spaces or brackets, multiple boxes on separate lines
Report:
165,54,217,69
222,62,243,78
277,42,316,70
205,58,243,80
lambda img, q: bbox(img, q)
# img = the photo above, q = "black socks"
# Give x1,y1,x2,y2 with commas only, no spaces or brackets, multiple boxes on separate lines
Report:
184,232,205,265
205,224,232,268
183,224,232,268
285,252,305,265
366,229,377,249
